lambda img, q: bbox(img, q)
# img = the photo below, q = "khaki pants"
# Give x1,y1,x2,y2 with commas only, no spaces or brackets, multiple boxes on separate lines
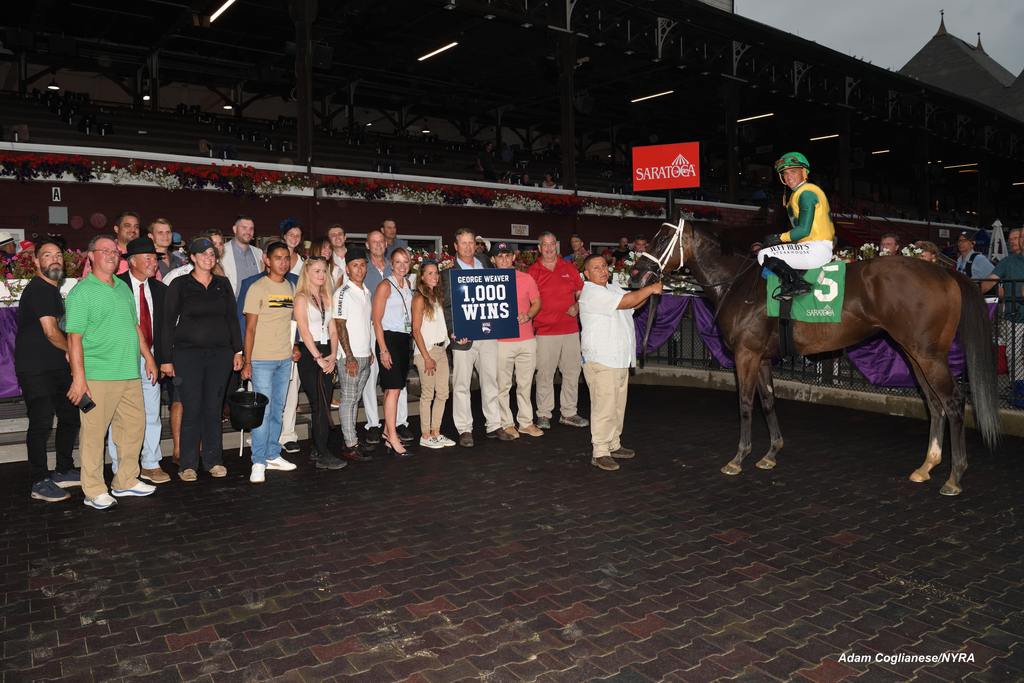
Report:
581,362,628,458
451,339,500,434
497,339,537,428
414,346,450,434
535,333,582,419
79,379,145,499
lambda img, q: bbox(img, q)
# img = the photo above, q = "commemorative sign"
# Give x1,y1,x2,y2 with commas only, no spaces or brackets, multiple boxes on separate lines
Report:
632,141,701,192
449,268,519,340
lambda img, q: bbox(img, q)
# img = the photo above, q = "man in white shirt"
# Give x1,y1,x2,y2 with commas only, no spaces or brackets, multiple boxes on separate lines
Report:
110,237,171,483
221,215,264,294
333,247,374,463
578,254,662,471
327,223,348,287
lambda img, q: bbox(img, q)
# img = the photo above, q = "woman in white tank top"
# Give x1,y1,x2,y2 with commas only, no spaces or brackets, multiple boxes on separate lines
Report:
411,262,455,449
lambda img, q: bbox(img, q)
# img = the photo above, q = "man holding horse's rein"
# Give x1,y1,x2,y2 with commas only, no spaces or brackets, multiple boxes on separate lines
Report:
758,152,836,300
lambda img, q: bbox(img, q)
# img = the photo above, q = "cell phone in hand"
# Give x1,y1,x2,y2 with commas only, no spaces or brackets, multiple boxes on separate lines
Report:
78,394,96,413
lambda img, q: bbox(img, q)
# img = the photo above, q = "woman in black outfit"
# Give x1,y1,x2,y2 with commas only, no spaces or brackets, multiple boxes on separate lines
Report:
160,238,243,481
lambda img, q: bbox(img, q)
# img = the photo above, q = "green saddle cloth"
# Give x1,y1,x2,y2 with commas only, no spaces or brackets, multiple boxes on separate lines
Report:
766,261,846,323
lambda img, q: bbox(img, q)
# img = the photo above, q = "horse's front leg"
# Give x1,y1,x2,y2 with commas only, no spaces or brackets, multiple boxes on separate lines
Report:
722,350,761,476
755,360,783,470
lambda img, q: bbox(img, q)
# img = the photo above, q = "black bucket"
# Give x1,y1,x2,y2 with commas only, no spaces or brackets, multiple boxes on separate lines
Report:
227,389,268,431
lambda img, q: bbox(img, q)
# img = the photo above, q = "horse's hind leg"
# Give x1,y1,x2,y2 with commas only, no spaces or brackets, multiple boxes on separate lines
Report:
722,351,760,476
755,360,783,470
906,353,966,495
906,358,947,483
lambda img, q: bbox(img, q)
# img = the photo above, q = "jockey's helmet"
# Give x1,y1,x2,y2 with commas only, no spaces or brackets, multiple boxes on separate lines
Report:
774,152,810,174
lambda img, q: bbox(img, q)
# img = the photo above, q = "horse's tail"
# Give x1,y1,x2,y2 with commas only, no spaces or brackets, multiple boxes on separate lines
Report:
958,278,1001,451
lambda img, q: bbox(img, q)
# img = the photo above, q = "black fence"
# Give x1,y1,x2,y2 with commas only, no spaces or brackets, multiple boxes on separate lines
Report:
644,282,1024,411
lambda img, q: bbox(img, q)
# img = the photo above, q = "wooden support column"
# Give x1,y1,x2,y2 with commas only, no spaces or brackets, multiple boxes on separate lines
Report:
291,0,317,166
558,33,577,189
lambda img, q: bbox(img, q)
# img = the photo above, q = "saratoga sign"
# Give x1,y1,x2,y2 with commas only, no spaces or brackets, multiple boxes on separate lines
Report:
632,141,701,191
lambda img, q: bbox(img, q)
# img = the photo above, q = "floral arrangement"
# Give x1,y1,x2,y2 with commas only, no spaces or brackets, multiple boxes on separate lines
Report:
900,244,925,258
834,243,929,263
0,152,664,217
858,243,879,260
514,249,540,272
406,248,455,274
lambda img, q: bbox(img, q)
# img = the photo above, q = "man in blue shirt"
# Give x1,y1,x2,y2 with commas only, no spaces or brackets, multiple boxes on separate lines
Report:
955,232,995,280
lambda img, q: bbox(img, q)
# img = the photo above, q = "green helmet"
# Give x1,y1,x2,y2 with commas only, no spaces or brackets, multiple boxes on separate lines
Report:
774,152,810,174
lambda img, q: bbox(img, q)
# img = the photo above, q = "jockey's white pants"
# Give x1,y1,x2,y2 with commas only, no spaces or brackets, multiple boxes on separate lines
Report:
757,240,834,270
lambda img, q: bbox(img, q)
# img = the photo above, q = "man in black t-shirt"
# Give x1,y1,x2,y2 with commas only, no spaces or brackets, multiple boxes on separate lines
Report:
610,236,632,262
14,237,81,502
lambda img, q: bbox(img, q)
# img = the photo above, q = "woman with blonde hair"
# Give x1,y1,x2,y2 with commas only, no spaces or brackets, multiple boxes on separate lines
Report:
915,240,940,264
411,261,455,448
371,248,414,457
293,257,346,470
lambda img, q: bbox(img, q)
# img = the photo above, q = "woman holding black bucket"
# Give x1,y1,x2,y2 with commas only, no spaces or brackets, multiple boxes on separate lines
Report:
160,238,243,482
293,257,347,471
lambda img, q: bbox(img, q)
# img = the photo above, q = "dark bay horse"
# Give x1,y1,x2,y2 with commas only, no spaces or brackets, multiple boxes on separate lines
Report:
631,219,1000,495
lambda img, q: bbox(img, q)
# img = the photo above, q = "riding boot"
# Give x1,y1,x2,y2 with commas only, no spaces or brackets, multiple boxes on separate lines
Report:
762,256,812,301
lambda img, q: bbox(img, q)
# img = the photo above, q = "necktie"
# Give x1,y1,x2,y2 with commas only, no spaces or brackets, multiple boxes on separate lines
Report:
139,282,153,349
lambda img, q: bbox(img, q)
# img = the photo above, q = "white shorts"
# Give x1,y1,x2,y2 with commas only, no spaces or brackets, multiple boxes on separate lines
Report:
757,240,834,270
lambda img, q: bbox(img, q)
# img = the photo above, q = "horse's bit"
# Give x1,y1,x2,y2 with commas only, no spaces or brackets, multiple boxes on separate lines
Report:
638,218,686,276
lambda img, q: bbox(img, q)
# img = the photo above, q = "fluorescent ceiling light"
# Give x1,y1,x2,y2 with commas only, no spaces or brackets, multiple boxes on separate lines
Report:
871,149,890,155
366,122,373,127
736,112,773,123
47,80,60,91
222,104,233,110
809,133,839,141
1013,181,1024,186
417,41,458,62
142,94,151,101
943,162,978,169
209,0,237,23
958,169,978,174
421,129,431,134
631,89,673,103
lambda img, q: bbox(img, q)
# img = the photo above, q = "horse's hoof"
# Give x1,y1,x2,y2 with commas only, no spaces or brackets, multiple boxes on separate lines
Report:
908,469,930,483
755,457,776,470
721,463,742,476
939,484,962,496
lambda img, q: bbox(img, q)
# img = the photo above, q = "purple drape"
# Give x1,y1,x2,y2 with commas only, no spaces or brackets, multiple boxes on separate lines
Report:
0,307,21,399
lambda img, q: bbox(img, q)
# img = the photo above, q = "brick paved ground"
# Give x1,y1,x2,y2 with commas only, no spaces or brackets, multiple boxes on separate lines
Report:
1,385,1023,682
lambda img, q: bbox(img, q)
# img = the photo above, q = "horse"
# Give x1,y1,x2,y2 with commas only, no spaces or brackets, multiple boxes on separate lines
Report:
630,219,1000,496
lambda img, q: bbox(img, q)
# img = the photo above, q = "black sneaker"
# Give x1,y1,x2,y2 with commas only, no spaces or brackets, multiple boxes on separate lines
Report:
314,454,348,471
281,441,300,454
396,425,416,443
31,479,70,502
364,426,382,445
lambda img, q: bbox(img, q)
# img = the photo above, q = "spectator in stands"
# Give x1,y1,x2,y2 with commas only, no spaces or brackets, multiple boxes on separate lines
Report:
411,261,454,449
563,234,590,263
579,253,663,471
66,235,158,509
371,248,414,457
915,241,940,263
478,142,497,181
280,218,305,275
362,230,413,445
0,233,17,264
221,215,263,295
327,224,348,287
108,237,169,485
161,237,242,482
542,174,557,189
148,218,186,277
880,232,902,256
493,242,543,440
241,241,299,484
82,211,140,277
528,231,588,430
382,219,408,257
1008,227,1022,256
633,235,649,254
441,228,502,447
611,237,631,261
293,257,346,470
955,232,995,280
16,237,80,502
333,248,374,463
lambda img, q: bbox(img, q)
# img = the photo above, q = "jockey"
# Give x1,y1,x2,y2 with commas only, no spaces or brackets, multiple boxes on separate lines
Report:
758,152,836,300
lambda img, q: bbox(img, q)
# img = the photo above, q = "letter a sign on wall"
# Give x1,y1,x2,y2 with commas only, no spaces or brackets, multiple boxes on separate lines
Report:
632,142,701,192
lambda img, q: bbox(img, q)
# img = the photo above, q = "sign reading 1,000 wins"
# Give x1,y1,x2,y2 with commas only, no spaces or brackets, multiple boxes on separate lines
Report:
632,141,701,192
448,269,520,340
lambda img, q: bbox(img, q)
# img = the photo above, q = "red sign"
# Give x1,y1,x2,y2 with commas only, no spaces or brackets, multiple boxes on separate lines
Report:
632,142,701,192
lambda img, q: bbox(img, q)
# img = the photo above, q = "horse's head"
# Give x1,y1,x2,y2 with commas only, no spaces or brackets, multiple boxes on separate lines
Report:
627,218,691,288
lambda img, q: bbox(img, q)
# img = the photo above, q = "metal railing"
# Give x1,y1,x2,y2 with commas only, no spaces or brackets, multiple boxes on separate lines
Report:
645,281,1024,411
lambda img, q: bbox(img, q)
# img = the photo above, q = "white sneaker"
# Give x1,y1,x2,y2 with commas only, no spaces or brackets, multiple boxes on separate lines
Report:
419,436,443,449
84,493,117,509
111,481,157,497
266,456,297,471
249,464,266,484
436,435,457,448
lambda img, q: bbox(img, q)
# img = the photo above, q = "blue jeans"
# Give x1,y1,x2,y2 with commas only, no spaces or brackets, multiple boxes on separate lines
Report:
109,356,162,473
249,359,292,465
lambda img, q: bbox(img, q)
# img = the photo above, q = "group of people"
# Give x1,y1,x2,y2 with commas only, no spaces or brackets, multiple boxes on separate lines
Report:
17,214,666,509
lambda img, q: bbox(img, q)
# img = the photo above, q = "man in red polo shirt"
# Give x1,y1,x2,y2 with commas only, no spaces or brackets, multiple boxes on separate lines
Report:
527,231,589,430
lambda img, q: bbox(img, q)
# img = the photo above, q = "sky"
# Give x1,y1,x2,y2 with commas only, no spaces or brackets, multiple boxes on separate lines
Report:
734,1,1024,76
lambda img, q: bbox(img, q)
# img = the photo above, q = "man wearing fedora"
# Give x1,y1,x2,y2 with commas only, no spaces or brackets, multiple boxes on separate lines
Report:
107,237,170,484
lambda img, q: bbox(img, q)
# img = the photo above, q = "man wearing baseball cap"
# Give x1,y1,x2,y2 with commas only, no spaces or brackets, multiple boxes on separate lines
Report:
955,231,995,280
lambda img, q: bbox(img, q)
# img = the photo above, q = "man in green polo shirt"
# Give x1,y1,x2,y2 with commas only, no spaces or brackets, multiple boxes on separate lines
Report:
984,230,1024,384
66,235,159,510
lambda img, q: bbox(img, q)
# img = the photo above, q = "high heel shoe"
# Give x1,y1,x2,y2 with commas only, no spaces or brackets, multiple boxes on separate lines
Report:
384,436,411,458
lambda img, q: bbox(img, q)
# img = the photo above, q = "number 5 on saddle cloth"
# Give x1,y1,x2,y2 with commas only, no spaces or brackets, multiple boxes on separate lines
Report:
765,261,846,323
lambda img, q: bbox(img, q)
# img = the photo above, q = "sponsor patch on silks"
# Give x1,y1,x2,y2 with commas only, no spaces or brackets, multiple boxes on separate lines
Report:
766,261,846,323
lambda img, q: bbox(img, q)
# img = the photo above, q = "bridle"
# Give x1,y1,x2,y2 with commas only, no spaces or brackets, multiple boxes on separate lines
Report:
638,218,687,278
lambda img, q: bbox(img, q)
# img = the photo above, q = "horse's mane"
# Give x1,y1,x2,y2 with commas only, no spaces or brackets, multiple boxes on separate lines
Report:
688,220,762,260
